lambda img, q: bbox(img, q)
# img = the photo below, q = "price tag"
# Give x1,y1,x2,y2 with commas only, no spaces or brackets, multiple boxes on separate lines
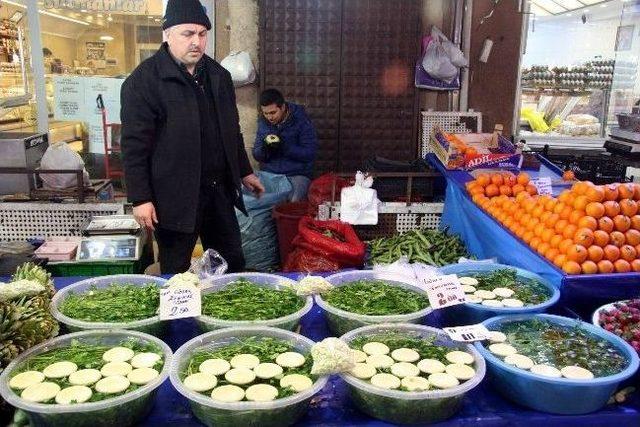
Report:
159,283,202,320
531,177,552,195
443,324,490,342
418,274,466,309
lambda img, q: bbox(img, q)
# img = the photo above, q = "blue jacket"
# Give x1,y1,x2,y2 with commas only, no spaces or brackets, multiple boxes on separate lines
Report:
253,102,318,178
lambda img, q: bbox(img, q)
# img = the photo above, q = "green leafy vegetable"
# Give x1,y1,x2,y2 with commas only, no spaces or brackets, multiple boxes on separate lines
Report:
324,280,429,316
368,228,471,266
60,284,159,323
182,337,315,399
201,279,305,321
471,269,551,305
13,339,164,404
499,319,628,377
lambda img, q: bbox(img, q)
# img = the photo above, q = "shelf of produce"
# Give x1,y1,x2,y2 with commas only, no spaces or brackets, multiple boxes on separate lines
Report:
426,154,640,319
0,274,630,427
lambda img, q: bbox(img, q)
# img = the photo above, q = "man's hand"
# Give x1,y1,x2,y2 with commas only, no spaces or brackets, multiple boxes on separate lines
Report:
133,202,158,231
242,174,265,198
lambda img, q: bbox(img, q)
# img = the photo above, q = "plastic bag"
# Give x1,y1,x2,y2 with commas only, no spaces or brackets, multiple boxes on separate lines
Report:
431,26,468,67
39,142,90,189
311,338,356,375
422,35,458,83
220,51,256,87
340,172,380,225
283,248,340,273
189,249,228,287
307,174,350,216
297,217,366,266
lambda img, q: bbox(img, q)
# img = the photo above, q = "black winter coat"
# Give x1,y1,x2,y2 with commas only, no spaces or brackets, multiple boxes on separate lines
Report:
120,43,252,233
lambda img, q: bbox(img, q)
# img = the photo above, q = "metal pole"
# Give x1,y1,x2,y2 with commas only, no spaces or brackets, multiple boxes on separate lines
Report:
459,0,472,111
25,0,48,135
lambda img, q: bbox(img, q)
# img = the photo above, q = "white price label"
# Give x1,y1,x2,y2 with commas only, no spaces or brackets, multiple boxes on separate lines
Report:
531,177,552,195
418,274,466,309
159,284,202,320
443,324,491,342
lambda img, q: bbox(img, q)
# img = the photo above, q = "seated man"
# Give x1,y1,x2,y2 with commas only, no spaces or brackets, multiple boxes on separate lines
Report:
253,89,318,201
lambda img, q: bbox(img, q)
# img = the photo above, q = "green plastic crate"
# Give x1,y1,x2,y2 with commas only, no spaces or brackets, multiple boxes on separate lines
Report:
46,260,147,277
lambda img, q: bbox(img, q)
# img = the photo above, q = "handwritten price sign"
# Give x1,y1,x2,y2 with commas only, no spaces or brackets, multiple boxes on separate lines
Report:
159,284,202,320
418,274,466,310
531,177,553,195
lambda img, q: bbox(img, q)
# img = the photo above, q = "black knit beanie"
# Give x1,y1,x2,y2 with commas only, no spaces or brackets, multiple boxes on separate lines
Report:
162,0,211,30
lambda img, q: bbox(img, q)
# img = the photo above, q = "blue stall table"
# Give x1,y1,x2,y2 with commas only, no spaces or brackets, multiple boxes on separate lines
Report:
12,276,633,427
427,154,640,318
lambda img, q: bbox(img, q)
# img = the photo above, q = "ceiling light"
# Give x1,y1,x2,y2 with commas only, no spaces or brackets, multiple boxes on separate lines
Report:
2,0,92,26
100,35,114,41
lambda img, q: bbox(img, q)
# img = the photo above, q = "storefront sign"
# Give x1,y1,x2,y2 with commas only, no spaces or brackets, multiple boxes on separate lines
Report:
53,76,84,121
43,0,148,13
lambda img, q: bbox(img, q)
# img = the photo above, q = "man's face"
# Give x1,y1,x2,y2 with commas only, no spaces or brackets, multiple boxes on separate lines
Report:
166,23,208,66
261,103,286,125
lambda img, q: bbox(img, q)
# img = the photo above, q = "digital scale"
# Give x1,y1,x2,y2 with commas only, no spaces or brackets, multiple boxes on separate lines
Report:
604,127,640,156
76,215,146,262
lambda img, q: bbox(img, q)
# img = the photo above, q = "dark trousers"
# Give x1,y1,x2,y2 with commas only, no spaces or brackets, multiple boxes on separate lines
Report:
155,183,245,274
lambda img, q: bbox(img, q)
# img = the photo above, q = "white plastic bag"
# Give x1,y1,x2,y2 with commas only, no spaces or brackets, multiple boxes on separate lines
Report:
431,26,468,67
422,37,458,83
220,51,256,87
39,142,90,189
340,172,379,225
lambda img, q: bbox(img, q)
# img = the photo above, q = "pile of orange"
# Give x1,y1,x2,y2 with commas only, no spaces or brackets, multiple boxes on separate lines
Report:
467,178,640,275
466,172,538,199
445,133,478,157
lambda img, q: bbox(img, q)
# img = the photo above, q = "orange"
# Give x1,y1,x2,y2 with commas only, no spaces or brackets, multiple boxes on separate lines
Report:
618,183,636,200
503,174,517,187
625,229,640,246
581,261,598,275
635,183,640,201
621,245,638,262
604,201,621,218
559,238,574,254
597,260,615,274
568,210,585,225
514,226,526,238
614,259,632,273
545,213,560,229
577,216,597,231
554,219,569,234
524,199,538,214
522,231,534,243
562,224,578,240
604,184,620,202
558,190,573,204
537,242,551,255
526,218,541,232
516,191,530,202
598,217,615,233
534,224,546,238
540,211,553,225
631,259,640,272
566,244,588,264
499,185,513,197
541,228,555,243
485,184,500,198
526,184,538,196
529,237,542,251
559,206,572,220
585,186,605,203
562,260,582,275
632,215,640,230
593,230,610,247
512,184,525,196
545,198,558,212
562,170,576,181
572,181,591,196
491,174,504,187
573,228,595,247
554,254,567,268
585,202,605,219
610,231,626,248
476,174,490,187
587,245,604,263
620,199,639,217
573,195,589,211
549,234,564,249
614,215,632,233
517,172,530,186
532,205,545,219
604,245,621,262
504,218,515,230
545,247,560,261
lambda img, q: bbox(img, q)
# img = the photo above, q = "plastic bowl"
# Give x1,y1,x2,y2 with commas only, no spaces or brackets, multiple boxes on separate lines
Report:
592,300,634,327
196,273,312,332
475,313,640,415
170,326,328,427
438,263,560,326
0,329,172,427
339,323,485,424
317,271,433,336
50,274,167,337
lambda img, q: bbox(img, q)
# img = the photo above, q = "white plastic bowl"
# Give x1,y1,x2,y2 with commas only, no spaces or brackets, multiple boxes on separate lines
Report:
0,329,172,427
339,323,485,424
196,273,312,332
50,274,167,337
170,326,328,427
592,300,630,326
317,271,433,335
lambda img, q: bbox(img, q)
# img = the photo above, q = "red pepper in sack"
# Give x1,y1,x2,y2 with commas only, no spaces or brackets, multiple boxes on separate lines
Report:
283,248,340,273
307,174,350,216
297,217,365,266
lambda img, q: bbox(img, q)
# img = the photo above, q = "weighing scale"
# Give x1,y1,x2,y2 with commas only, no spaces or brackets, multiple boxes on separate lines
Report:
76,215,146,262
604,127,640,156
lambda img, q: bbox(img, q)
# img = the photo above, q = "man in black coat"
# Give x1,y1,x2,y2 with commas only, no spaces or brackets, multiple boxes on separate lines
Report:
120,0,264,274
